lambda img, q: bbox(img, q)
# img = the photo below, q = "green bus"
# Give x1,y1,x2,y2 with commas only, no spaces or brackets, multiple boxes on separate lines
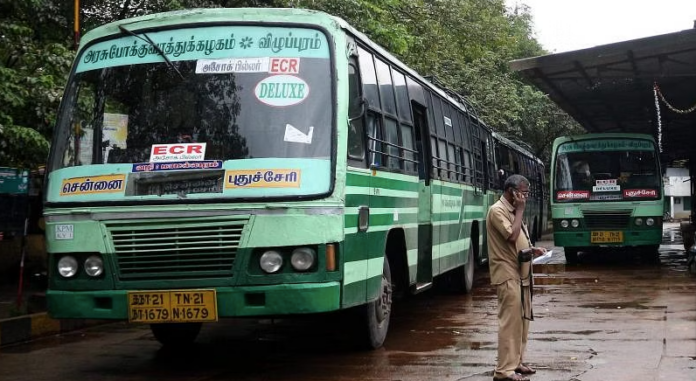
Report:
550,133,664,263
45,8,546,348
493,132,548,244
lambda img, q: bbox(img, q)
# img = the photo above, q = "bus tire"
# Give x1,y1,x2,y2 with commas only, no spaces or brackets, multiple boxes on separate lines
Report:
444,225,479,294
150,323,202,346
361,257,392,349
564,247,579,264
531,221,538,245
461,251,475,294
639,245,661,263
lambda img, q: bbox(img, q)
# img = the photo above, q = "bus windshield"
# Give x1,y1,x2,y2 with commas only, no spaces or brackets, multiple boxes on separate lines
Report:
553,139,660,202
48,25,332,202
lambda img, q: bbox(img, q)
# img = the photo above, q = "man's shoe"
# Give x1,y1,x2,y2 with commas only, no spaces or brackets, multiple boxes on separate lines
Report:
493,373,530,381
515,364,536,375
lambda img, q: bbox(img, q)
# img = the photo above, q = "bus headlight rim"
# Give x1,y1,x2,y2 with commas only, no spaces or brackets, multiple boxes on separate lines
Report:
646,218,655,226
84,255,104,277
560,220,569,228
635,218,644,226
290,247,316,271
571,219,580,228
260,250,283,273
57,256,79,278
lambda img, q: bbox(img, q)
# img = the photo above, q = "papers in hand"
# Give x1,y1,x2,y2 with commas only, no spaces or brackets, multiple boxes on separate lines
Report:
532,250,553,264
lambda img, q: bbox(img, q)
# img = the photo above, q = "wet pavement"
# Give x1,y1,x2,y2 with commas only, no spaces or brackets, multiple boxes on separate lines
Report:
0,223,694,381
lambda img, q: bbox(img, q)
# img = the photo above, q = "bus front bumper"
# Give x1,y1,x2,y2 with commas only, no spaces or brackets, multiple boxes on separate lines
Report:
47,282,341,320
553,229,663,248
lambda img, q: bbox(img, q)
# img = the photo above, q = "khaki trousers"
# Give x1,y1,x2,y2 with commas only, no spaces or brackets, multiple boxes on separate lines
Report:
494,279,530,379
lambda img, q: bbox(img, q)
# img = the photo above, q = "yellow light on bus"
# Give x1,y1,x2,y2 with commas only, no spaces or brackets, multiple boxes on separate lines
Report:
326,244,336,272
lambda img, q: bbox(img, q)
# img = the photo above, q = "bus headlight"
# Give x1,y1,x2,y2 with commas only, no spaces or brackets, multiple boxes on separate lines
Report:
571,219,580,228
635,218,644,226
646,218,655,226
260,250,283,273
84,255,104,277
57,256,78,278
560,220,569,228
291,247,316,271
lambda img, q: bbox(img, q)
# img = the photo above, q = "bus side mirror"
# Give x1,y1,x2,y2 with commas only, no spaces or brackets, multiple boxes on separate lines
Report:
349,96,367,122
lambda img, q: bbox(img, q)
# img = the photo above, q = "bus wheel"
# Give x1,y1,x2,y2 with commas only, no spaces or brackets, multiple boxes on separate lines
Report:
564,247,579,264
462,252,475,294
150,323,202,346
639,245,661,263
362,258,392,349
449,251,476,294
688,255,696,275
531,221,537,246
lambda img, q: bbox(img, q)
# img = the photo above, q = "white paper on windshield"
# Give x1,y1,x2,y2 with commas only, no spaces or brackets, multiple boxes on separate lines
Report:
284,124,314,144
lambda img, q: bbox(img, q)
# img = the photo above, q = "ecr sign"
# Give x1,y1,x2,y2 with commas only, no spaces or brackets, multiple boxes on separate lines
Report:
150,143,207,163
270,58,300,74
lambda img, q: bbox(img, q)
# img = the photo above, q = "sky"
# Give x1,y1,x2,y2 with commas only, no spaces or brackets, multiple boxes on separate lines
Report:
505,0,696,53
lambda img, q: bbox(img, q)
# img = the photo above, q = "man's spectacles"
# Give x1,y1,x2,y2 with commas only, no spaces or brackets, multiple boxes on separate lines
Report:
515,189,530,196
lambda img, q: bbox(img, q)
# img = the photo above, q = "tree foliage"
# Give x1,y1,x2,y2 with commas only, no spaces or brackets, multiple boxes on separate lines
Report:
0,0,75,168
0,0,582,169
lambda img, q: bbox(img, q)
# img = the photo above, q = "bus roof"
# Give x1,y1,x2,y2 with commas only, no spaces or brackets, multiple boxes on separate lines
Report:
492,131,543,165
79,8,339,47
552,133,657,148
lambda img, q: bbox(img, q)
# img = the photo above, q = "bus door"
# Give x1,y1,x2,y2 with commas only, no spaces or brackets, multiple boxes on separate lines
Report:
345,53,369,306
412,103,433,288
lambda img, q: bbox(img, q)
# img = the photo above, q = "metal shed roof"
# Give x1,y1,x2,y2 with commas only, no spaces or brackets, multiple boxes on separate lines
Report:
510,26,696,166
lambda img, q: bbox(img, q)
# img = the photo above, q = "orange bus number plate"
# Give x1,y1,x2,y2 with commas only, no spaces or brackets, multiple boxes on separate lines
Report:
128,289,218,323
591,231,624,243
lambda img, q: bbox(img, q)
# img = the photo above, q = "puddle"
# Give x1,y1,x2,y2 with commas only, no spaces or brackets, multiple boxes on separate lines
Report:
577,301,667,310
534,277,599,285
454,340,495,350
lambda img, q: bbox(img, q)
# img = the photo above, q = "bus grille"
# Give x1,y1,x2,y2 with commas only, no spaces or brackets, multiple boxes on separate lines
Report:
583,211,631,229
105,216,248,281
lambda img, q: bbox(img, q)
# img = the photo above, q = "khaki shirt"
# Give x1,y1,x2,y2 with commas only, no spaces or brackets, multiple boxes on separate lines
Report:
486,196,533,285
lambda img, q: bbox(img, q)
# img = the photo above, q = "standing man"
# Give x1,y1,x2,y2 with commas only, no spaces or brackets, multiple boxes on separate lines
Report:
486,174,547,381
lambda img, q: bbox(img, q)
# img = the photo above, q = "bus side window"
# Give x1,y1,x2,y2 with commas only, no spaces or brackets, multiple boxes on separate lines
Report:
347,61,365,160
367,112,383,167
384,117,400,170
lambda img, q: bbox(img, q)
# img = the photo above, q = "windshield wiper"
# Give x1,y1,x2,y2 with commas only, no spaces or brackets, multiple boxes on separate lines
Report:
118,24,185,80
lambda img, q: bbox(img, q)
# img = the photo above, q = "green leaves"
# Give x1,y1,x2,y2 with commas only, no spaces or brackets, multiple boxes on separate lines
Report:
0,125,50,169
0,0,76,168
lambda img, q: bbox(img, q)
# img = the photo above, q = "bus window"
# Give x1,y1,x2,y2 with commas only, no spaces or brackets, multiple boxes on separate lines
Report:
367,113,383,167
401,124,416,173
348,62,365,160
384,117,400,170
393,71,412,123
358,47,379,110
375,58,396,115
